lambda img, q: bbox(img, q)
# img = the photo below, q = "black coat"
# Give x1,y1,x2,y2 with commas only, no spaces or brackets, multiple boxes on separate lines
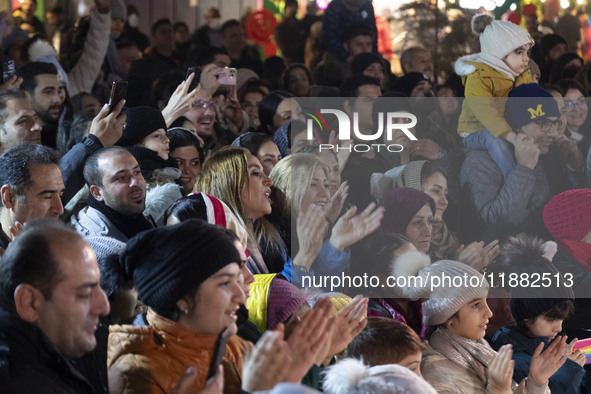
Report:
0,307,97,393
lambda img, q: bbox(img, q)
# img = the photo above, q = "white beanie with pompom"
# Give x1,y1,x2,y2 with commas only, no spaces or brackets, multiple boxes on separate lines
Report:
472,13,533,59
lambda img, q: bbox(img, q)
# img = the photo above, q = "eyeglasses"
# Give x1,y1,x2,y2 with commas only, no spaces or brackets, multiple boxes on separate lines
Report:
191,100,215,110
563,97,587,112
534,118,561,132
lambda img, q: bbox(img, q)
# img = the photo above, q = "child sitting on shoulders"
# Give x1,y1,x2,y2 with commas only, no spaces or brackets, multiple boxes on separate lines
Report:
456,13,534,180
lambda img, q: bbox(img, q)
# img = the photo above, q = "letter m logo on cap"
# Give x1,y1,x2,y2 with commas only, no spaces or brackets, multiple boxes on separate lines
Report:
527,104,545,120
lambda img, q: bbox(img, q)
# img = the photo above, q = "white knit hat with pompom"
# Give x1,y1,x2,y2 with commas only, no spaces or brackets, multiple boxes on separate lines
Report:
472,13,533,59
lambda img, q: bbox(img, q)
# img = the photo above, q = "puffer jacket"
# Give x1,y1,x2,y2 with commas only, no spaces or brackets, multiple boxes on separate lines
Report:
107,309,252,394
421,343,549,394
455,57,532,138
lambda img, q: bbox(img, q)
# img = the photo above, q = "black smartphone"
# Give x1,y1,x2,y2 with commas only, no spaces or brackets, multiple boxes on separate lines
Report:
186,66,201,91
2,60,15,83
206,325,232,380
108,80,128,113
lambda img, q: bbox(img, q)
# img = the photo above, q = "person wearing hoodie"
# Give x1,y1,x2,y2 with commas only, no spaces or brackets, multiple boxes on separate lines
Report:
455,13,533,180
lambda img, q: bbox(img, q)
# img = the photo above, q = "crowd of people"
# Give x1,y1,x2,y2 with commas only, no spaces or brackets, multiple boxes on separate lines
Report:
0,0,591,393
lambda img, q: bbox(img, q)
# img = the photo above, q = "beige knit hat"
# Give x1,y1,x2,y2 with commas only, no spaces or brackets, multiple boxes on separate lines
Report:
393,160,427,190
420,260,489,326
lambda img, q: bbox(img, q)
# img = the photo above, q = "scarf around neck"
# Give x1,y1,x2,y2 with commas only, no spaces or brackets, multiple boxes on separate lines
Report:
560,238,591,271
462,53,521,80
429,327,497,385
87,194,153,240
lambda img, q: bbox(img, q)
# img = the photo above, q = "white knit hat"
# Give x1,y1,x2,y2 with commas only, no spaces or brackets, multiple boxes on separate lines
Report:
419,260,489,326
472,13,533,60
323,358,437,394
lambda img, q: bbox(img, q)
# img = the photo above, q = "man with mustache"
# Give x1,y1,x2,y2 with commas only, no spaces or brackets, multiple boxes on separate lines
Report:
71,146,154,242
0,219,111,393
19,61,65,149
0,89,43,154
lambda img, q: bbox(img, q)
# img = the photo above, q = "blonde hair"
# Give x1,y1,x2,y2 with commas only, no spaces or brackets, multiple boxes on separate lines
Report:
270,153,326,218
196,147,250,228
196,147,284,268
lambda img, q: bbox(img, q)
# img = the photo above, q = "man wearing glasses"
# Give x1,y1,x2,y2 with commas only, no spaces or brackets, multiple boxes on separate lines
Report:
460,83,561,239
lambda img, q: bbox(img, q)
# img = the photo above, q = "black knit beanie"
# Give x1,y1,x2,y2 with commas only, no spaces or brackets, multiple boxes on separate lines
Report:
351,53,383,76
540,34,567,58
121,219,241,316
390,72,430,97
116,106,168,147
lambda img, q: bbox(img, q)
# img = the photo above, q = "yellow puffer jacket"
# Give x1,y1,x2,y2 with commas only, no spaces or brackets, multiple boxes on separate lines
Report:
107,309,252,394
456,59,532,138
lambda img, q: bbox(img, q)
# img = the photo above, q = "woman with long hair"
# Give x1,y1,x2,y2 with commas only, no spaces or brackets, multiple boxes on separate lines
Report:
270,153,384,286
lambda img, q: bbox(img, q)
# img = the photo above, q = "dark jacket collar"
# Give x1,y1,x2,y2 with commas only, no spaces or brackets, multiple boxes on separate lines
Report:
0,307,96,393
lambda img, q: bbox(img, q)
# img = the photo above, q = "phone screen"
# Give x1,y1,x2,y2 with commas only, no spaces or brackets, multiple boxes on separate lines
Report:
2,60,15,83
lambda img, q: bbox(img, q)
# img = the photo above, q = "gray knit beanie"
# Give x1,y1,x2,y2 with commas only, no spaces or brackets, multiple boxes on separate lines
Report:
420,260,490,326
85,236,127,262
472,13,533,60
394,160,427,190
111,0,127,21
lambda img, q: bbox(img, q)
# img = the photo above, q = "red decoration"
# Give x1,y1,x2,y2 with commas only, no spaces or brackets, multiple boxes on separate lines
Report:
264,41,277,57
502,10,522,25
245,10,277,44
523,4,537,16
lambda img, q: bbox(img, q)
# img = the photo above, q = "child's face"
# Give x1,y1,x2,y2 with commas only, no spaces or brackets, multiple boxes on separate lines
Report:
397,351,423,377
503,45,530,75
447,297,493,340
525,316,563,340
139,128,170,160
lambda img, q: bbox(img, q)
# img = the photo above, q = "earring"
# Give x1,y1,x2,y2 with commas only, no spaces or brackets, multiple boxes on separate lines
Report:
184,309,188,315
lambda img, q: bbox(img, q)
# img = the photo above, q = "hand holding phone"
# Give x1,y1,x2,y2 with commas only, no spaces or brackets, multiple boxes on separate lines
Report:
206,325,234,380
217,67,237,86
185,66,201,91
108,80,128,114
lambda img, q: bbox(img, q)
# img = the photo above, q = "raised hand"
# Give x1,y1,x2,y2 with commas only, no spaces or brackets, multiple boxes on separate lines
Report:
330,203,384,251
514,134,540,170
529,336,568,384
325,181,348,224
170,365,223,394
567,338,586,368
294,205,328,270
486,344,514,394
161,74,200,127
284,297,331,382
241,328,292,392
325,296,368,357
0,74,22,91
89,99,127,147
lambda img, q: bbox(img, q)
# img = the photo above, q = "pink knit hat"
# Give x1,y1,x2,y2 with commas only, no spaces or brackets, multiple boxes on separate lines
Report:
543,189,591,241
267,276,308,331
